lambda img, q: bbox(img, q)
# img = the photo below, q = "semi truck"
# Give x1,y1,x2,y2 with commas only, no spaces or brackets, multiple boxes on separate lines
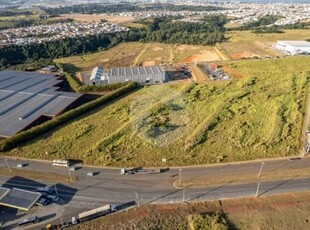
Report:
77,204,117,223
120,167,169,175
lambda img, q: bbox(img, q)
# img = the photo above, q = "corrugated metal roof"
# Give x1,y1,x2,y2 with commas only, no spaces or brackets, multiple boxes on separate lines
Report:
0,188,41,211
109,66,165,77
0,70,82,138
277,40,310,47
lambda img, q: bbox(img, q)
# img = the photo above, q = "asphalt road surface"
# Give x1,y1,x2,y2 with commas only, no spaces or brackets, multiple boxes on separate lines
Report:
1,156,310,229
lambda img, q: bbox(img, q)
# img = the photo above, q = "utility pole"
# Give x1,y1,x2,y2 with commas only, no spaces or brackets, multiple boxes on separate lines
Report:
182,188,185,203
256,182,261,197
54,184,63,225
5,159,11,173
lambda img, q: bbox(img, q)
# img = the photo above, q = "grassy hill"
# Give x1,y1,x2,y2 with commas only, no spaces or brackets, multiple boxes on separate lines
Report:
4,56,310,166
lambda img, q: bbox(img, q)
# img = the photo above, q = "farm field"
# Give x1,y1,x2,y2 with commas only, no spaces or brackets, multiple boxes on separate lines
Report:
5,56,310,167
221,29,310,59
74,192,310,230
55,42,221,83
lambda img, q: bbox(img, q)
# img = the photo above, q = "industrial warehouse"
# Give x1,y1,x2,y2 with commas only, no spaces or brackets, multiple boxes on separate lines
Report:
0,70,82,138
89,65,167,85
276,40,310,55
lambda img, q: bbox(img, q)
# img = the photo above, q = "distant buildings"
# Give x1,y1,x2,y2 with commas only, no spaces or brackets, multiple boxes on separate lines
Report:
89,66,167,85
276,40,310,55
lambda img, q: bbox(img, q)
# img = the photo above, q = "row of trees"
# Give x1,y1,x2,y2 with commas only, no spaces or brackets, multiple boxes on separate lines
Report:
43,3,223,16
0,29,144,69
0,15,227,69
142,15,227,45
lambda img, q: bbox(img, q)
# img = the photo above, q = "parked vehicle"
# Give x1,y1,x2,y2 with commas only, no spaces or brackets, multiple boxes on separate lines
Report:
36,197,49,206
45,194,59,202
18,216,40,226
36,186,52,194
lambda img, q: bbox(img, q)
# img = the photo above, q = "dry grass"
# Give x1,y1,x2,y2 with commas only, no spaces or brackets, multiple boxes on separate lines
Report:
221,29,310,59
4,56,310,167
73,192,310,230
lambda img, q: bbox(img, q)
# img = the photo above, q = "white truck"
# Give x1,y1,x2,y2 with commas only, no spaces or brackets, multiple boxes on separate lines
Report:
120,168,167,175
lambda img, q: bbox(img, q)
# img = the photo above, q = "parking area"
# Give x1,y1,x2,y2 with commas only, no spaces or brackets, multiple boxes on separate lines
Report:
198,63,230,80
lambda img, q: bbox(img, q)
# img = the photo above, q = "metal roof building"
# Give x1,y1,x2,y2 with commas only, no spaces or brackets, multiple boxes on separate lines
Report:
88,65,167,85
108,66,167,84
276,40,310,55
89,66,104,85
0,187,41,211
0,70,82,138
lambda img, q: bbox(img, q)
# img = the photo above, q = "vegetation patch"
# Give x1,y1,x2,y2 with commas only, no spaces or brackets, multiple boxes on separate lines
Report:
2,57,310,166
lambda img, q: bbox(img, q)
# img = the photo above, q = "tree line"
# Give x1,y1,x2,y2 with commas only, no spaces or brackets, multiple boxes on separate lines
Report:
0,15,227,69
43,3,224,16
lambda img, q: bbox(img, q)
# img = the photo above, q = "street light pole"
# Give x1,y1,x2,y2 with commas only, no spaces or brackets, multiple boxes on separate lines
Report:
68,168,73,182
182,188,185,203
134,192,140,207
257,162,264,178
256,162,264,198
5,159,11,173
179,169,182,186
54,184,63,225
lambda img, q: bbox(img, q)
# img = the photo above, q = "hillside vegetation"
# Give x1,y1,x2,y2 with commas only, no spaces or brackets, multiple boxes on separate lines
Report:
4,57,310,166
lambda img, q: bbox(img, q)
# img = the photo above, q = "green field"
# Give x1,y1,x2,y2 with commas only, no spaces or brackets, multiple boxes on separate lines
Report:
73,193,310,230
4,56,310,167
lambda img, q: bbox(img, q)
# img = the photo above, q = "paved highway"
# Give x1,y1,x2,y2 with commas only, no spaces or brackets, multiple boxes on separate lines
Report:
1,156,310,229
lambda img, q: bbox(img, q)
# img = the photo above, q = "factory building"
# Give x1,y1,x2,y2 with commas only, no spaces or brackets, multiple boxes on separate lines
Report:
276,40,310,55
89,66,105,85
89,65,167,85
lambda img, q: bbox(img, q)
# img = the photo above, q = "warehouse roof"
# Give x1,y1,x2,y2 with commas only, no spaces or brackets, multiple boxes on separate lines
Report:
277,40,310,47
0,188,41,211
0,187,10,199
109,66,165,77
0,70,82,138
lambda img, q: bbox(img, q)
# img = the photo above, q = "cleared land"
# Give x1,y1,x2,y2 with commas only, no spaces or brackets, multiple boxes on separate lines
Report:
73,192,310,230
221,29,310,59
59,14,135,24
55,42,221,83
4,56,310,167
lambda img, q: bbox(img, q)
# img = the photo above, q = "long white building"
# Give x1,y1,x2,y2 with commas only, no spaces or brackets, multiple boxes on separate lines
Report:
89,65,167,85
276,40,310,55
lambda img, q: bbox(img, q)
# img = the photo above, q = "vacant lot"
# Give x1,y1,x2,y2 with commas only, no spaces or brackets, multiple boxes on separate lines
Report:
59,14,135,24
221,29,310,59
55,42,221,83
74,192,310,230
4,56,310,166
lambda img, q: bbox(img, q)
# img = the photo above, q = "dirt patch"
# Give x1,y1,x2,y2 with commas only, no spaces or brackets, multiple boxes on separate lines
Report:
101,58,109,62
223,66,245,79
182,49,221,63
143,61,156,66
230,51,260,59
189,64,206,82
153,46,164,51
59,14,135,24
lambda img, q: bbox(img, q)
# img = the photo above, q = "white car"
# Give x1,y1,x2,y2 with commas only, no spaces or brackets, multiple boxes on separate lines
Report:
87,172,95,176
69,167,76,171
17,163,24,168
